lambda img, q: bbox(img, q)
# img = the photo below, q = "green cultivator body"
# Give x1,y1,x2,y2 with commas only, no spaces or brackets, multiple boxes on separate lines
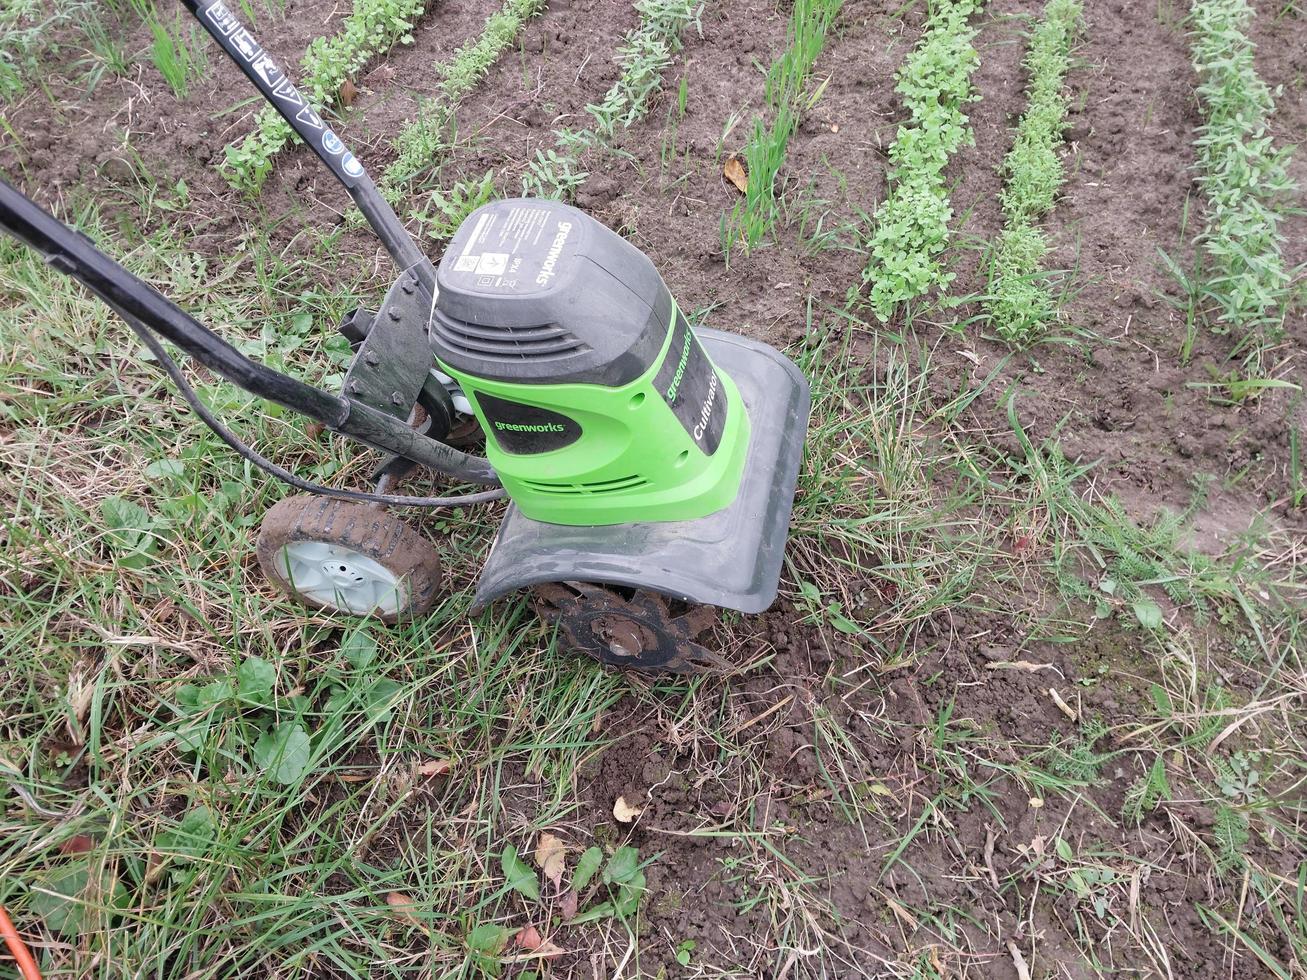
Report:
0,0,810,673
431,199,752,527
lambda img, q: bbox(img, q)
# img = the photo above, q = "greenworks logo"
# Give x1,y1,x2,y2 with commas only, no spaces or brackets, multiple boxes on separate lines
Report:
494,421,566,433
664,329,693,402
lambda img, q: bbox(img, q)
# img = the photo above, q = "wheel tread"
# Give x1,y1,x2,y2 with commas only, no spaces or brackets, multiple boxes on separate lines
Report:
256,495,443,624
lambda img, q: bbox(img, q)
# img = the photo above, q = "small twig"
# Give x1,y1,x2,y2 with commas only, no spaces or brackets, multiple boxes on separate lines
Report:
1007,940,1032,980
1049,687,1078,722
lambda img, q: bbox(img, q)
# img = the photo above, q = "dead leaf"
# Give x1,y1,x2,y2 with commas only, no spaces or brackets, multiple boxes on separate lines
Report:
416,757,452,778
339,79,358,107
559,888,578,921
534,832,566,887
513,926,565,960
59,834,95,855
386,891,422,928
336,769,375,783
533,939,566,960
884,895,918,931
723,154,748,194
612,796,643,823
982,825,999,891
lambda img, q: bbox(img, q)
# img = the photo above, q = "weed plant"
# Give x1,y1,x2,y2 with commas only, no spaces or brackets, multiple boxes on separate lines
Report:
0,0,90,98
128,0,210,100
853,0,986,322
223,0,429,193
576,0,702,145
726,0,841,253
1190,0,1299,337
522,0,700,199
984,0,1081,347
411,170,496,241
381,0,545,203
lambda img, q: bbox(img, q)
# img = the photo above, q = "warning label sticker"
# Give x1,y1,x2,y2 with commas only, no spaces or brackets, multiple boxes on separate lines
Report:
476,252,509,275
441,205,581,295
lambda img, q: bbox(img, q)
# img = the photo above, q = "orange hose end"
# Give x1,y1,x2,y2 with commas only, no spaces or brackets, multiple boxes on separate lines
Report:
0,904,42,980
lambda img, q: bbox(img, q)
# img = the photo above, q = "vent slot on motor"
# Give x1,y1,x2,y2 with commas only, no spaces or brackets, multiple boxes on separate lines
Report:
520,475,649,496
433,311,590,361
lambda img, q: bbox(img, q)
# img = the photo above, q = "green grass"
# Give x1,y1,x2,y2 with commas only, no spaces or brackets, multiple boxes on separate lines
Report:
1189,0,1299,341
724,0,842,253
0,209,638,974
0,0,91,99
983,0,1082,347
127,0,210,101
381,0,546,205
223,0,430,193
852,0,987,323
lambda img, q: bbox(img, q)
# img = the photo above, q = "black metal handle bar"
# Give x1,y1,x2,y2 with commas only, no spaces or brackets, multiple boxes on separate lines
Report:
179,0,431,288
0,179,498,485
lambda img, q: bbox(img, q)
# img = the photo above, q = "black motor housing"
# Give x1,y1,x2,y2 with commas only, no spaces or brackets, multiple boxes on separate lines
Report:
432,199,673,387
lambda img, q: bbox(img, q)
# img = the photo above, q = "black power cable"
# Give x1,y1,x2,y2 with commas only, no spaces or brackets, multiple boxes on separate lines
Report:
125,317,507,509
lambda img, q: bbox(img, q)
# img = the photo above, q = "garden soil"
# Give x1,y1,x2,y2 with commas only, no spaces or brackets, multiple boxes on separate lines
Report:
2,0,1304,975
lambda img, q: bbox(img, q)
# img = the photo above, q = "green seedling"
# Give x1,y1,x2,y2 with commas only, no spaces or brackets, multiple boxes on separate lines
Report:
853,0,987,322
138,8,208,99
1187,368,1302,405
0,0,87,98
1211,803,1251,874
382,0,545,201
520,148,588,199
224,0,428,192
1190,0,1299,338
464,921,515,977
795,579,862,635
569,845,650,924
169,630,401,783
1121,755,1171,824
984,0,1083,346
76,10,133,90
522,0,701,199
411,170,497,242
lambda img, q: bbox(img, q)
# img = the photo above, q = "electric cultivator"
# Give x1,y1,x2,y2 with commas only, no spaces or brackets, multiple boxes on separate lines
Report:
0,0,811,674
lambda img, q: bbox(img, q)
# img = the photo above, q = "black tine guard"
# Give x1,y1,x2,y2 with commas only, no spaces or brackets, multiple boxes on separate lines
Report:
471,330,811,614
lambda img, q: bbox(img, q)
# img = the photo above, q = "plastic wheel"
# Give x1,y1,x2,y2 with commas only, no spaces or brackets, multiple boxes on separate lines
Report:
256,495,442,624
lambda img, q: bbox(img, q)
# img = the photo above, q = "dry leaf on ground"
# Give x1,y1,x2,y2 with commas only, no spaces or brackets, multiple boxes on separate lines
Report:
386,891,423,928
534,832,566,886
416,757,452,777
514,925,566,960
559,888,578,921
613,796,643,822
724,154,748,193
